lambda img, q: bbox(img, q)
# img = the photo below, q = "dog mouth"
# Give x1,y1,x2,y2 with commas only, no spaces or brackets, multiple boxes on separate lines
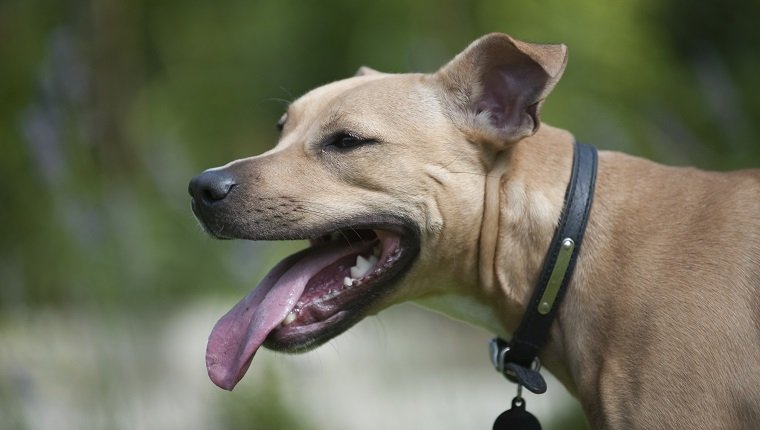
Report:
205,225,419,391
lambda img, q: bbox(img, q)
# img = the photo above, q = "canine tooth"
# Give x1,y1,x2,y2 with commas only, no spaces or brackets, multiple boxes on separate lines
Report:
343,277,353,287
356,255,370,268
351,255,372,278
282,311,297,326
350,265,363,279
356,255,372,270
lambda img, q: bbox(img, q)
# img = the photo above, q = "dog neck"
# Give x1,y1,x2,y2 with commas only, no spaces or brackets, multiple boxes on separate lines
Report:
479,124,580,392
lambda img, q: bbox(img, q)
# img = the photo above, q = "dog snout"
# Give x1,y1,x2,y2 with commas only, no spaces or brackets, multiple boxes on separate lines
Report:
188,168,237,206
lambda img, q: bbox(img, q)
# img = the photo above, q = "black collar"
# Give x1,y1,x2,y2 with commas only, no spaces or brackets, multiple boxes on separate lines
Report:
490,141,598,394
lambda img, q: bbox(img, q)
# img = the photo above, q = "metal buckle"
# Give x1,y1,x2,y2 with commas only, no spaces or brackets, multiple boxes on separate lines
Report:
489,338,510,374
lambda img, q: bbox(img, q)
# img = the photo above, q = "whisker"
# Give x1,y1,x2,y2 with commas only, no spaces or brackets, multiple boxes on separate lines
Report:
279,86,295,101
268,97,292,106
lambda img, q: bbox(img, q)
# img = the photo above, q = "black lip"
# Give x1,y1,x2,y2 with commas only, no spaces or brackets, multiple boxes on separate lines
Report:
191,198,228,238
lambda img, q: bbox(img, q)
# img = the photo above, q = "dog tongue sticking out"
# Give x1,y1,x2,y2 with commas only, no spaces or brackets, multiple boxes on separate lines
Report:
206,243,358,390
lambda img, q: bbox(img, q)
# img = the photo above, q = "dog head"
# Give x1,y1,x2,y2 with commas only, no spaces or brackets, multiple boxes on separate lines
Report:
189,33,567,390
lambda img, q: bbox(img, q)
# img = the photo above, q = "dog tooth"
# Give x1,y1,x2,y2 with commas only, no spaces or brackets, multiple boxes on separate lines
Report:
350,265,364,279
352,255,372,278
282,311,297,326
356,255,370,270
343,277,353,287
368,254,379,266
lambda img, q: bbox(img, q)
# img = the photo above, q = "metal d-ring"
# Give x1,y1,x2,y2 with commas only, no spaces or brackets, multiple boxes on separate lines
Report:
531,356,542,373
489,338,510,374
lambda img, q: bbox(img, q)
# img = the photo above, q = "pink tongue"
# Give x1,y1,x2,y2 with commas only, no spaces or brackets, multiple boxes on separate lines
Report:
206,243,358,390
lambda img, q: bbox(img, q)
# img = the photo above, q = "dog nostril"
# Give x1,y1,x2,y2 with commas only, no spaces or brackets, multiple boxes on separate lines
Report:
189,169,237,203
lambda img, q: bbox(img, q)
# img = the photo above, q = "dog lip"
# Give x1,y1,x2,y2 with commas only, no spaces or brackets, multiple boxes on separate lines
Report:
191,198,236,240
267,310,349,345
265,221,410,242
224,210,419,242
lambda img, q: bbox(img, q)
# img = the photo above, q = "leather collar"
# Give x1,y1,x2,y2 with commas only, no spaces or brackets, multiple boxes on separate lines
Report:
490,141,598,394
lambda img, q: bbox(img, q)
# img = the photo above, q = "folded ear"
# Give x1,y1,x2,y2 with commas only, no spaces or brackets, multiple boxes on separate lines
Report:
436,33,568,146
355,66,383,76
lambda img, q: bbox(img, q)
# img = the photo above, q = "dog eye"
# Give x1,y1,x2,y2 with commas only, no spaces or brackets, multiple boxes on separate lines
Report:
324,133,373,151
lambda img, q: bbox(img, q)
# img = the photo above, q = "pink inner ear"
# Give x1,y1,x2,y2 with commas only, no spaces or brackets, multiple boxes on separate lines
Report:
476,67,534,132
476,99,507,127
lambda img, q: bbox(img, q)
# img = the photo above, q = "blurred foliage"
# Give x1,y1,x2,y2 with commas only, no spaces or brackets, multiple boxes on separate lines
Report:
2,0,759,308
0,0,758,429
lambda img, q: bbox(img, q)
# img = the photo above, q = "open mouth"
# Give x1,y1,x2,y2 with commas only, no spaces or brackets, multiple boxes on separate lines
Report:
205,225,419,391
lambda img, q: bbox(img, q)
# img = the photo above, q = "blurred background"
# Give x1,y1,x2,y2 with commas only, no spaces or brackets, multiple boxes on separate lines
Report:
1,0,758,429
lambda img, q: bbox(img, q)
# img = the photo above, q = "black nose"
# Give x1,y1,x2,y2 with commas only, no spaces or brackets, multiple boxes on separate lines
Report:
188,168,237,204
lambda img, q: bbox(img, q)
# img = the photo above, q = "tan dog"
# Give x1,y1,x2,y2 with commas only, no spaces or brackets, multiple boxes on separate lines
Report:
189,33,760,429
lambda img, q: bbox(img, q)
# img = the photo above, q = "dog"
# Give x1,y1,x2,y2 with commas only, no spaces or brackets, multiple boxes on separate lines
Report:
189,33,760,429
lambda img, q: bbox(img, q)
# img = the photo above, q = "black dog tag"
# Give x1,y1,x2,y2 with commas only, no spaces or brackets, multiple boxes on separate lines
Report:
493,397,541,430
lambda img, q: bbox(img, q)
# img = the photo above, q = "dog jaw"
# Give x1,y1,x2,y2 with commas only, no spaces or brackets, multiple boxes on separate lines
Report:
205,227,420,390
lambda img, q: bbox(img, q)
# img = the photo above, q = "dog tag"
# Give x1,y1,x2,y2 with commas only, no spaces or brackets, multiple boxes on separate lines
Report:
493,397,541,430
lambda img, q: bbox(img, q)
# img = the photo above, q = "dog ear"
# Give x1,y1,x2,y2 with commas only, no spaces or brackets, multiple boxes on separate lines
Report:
436,33,567,145
355,66,383,76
